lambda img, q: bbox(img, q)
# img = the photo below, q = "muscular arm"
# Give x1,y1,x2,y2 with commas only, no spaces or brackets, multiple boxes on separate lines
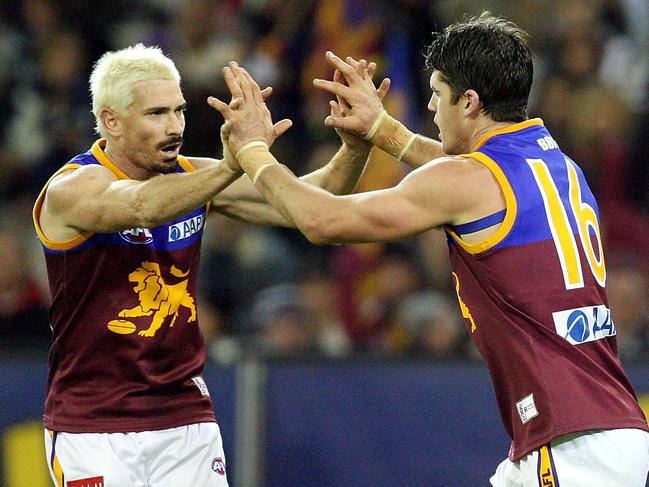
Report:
192,139,370,226
40,160,241,239
213,64,504,244
201,63,374,226
240,150,502,245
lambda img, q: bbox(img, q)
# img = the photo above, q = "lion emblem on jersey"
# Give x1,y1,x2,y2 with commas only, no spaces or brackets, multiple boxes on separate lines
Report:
107,261,197,337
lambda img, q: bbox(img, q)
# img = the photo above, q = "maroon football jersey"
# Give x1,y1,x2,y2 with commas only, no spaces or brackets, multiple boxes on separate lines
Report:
447,120,648,460
33,140,215,433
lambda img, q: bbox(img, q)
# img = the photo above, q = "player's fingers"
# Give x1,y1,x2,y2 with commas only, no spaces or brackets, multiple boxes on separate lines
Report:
239,67,264,105
333,70,351,111
345,56,361,69
367,61,377,79
272,118,293,138
261,86,273,100
222,67,243,100
329,100,343,119
376,78,391,101
229,61,255,104
323,114,345,130
347,56,371,82
207,96,231,117
324,51,357,79
313,78,354,100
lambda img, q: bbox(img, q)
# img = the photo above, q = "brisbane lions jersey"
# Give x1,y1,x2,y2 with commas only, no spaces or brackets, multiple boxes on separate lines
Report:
446,119,648,460
33,140,215,433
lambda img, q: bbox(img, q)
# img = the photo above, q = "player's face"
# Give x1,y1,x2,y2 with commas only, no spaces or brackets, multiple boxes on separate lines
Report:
427,71,470,155
120,79,186,175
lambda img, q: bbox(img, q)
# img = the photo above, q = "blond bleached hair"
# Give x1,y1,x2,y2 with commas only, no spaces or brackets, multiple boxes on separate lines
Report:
90,44,181,137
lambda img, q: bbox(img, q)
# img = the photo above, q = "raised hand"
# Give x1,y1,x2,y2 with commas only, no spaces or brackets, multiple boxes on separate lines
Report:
208,62,292,155
314,51,391,139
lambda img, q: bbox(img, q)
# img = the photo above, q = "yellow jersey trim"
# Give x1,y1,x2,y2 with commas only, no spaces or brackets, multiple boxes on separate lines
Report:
33,164,95,251
91,139,131,179
537,445,559,486
178,155,194,173
446,152,518,254
48,430,64,487
473,118,543,151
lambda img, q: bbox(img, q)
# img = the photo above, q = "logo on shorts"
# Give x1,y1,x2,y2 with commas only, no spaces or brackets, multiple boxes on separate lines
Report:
212,456,226,475
67,476,104,487
119,227,153,244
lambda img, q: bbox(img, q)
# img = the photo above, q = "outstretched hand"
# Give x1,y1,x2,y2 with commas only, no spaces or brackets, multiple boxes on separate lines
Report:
208,61,292,155
314,51,391,139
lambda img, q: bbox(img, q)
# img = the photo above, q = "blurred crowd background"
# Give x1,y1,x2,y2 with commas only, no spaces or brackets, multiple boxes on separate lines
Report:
1,0,649,363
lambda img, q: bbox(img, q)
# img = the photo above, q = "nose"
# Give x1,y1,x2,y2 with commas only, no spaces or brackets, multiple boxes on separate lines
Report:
167,112,184,135
428,94,437,113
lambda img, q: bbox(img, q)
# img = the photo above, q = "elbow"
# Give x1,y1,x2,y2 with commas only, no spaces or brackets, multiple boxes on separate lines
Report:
300,216,338,246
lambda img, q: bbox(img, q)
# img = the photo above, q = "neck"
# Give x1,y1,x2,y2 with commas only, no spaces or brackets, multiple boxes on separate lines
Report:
468,118,521,152
103,140,154,181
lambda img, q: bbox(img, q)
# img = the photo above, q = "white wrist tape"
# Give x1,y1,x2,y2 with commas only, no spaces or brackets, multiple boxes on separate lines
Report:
235,140,269,160
397,133,418,161
364,110,387,141
252,163,276,184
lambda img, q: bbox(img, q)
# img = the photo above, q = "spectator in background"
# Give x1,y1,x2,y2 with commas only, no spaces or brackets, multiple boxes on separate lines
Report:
0,229,50,350
607,261,649,361
395,291,467,359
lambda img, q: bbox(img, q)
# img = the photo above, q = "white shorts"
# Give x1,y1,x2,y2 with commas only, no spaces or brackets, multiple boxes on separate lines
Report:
44,422,229,487
490,428,649,487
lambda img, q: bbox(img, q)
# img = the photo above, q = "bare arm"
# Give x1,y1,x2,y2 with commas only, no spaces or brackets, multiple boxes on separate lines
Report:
244,155,499,245
210,62,503,245
39,160,241,240
204,138,371,226
204,61,386,225
313,52,444,168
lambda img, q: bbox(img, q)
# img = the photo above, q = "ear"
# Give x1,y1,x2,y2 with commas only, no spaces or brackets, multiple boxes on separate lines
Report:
463,89,481,116
100,108,122,137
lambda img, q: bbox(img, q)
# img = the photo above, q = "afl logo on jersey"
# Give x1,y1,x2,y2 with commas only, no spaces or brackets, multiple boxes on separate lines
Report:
211,457,226,475
119,227,153,244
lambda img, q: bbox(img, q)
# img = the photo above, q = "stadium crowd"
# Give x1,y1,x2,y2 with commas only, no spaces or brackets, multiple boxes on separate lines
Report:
1,0,649,362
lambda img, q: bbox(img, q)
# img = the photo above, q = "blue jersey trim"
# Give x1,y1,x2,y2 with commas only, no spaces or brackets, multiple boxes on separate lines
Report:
451,209,507,234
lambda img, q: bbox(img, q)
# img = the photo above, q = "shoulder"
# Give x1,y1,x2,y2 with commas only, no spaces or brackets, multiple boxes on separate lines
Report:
406,156,504,223
46,164,117,208
412,155,496,185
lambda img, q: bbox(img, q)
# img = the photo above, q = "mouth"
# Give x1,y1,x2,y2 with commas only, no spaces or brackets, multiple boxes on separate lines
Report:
158,140,183,159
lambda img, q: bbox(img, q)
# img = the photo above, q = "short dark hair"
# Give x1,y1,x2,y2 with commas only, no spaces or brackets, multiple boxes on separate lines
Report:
424,12,533,122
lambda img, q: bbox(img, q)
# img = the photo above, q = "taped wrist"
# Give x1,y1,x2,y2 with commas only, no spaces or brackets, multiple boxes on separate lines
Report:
235,140,279,184
370,114,417,161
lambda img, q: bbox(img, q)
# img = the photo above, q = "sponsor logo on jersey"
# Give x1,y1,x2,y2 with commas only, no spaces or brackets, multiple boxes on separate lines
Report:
67,476,104,487
119,227,153,244
212,456,226,475
552,304,615,345
168,213,205,242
